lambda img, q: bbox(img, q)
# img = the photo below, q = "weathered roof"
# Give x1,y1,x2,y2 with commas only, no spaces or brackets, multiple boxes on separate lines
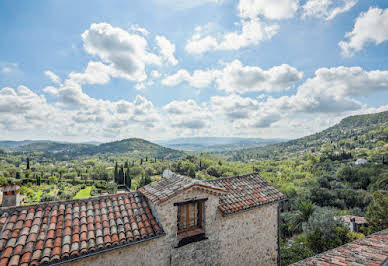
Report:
138,173,226,204
338,215,368,225
206,173,286,215
2,185,20,193
0,192,164,266
291,228,388,266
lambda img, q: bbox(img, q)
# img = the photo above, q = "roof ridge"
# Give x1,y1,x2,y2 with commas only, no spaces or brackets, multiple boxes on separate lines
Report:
0,191,135,215
205,172,262,182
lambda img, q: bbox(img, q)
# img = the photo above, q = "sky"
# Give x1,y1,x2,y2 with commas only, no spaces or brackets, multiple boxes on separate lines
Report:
0,0,388,142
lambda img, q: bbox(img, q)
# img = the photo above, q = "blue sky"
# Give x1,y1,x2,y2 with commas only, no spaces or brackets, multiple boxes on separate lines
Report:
0,0,387,142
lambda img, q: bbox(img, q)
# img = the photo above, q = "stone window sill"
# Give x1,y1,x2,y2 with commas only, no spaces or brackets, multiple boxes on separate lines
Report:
176,229,207,248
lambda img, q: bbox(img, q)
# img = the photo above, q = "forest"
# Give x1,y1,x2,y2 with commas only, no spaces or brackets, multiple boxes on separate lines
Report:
0,111,387,265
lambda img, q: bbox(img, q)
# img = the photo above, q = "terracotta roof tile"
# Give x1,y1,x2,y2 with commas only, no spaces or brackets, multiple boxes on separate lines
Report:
206,173,286,215
291,229,388,265
0,192,164,265
139,173,226,204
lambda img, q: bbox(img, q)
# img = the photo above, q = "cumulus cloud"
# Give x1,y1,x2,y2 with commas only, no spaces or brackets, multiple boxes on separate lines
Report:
302,0,357,20
339,8,388,57
163,99,211,129
44,70,61,85
155,35,178,65
215,60,303,93
263,66,388,115
238,0,299,20
81,23,162,82
185,0,302,54
162,60,303,93
211,94,282,127
129,24,150,36
185,19,278,54
162,68,219,89
151,70,161,79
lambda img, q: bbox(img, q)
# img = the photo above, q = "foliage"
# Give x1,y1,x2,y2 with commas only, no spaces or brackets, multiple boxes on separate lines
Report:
73,186,93,199
365,191,388,234
287,201,316,233
280,241,314,266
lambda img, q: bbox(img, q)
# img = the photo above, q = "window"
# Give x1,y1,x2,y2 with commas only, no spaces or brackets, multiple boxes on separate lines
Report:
175,199,207,247
177,201,203,234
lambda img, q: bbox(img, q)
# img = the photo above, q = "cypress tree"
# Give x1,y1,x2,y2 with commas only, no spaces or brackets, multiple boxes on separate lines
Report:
27,157,30,170
119,166,124,184
114,162,118,184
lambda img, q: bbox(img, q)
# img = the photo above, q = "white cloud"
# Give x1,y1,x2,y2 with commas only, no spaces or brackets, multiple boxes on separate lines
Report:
185,19,279,54
210,94,282,128
135,83,146,90
302,0,357,20
264,66,388,115
81,23,162,82
238,0,299,20
184,0,302,54
155,35,178,65
215,60,303,93
162,60,303,93
44,70,61,85
0,62,19,74
68,61,112,85
151,70,161,79
43,86,58,95
339,8,388,57
163,100,211,129
129,24,150,36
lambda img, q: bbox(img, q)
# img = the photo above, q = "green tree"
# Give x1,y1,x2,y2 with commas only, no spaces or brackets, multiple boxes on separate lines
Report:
280,242,314,266
49,175,58,185
287,201,316,233
114,162,118,183
366,191,388,234
27,157,30,170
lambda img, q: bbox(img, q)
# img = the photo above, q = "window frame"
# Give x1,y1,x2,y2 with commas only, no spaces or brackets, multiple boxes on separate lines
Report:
174,198,207,241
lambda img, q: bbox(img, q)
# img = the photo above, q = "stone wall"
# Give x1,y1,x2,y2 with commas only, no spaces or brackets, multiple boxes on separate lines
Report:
64,236,166,266
63,188,279,266
1,192,20,207
216,203,279,266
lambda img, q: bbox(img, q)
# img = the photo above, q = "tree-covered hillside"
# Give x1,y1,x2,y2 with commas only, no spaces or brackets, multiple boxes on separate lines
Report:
1,138,185,160
226,111,388,161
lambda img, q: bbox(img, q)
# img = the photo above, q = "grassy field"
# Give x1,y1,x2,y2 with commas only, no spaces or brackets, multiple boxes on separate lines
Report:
73,186,92,199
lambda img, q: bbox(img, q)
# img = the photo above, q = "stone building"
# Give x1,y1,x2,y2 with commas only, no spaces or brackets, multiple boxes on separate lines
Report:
1,184,20,207
335,215,368,233
0,173,286,265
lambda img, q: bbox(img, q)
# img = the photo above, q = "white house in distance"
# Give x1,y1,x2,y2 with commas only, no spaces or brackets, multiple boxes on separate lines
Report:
0,172,286,265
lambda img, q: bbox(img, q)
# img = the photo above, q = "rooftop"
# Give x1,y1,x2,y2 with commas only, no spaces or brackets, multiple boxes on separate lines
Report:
290,228,388,265
2,185,20,193
138,172,226,204
0,192,164,266
337,215,368,224
206,173,286,215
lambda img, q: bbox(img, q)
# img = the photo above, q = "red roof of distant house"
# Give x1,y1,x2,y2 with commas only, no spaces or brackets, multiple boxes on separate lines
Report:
290,228,388,265
339,215,368,224
0,192,164,265
206,173,286,215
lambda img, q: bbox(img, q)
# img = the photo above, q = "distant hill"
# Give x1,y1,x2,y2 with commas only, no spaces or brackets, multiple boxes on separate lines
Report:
156,137,286,152
94,138,184,159
225,111,388,161
0,140,55,149
2,138,184,160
